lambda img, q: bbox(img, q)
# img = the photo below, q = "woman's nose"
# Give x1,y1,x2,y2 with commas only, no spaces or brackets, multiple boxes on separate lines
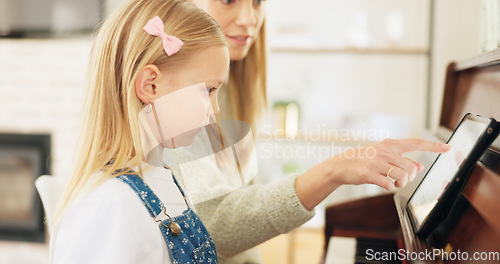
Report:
236,1,257,27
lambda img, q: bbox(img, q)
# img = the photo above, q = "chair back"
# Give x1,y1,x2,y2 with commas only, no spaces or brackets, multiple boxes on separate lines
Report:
35,175,68,233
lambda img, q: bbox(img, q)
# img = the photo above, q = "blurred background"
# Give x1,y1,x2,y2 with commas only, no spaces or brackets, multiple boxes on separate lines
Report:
0,0,497,263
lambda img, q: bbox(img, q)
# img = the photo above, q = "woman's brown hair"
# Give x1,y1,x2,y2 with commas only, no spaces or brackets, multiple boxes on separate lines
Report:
224,20,267,129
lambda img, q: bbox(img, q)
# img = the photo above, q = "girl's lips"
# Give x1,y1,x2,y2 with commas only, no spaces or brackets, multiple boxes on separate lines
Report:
226,35,251,46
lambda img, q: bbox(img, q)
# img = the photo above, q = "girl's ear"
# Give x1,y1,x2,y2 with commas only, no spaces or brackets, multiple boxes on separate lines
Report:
135,65,162,104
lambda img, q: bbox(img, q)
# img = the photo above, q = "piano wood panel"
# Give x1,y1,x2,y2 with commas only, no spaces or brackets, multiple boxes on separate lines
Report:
322,193,402,263
445,206,500,264
427,164,500,264
323,193,400,239
463,164,500,234
441,57,500,131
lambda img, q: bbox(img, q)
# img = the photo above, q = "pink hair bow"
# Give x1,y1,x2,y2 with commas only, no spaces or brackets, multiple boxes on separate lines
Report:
143,16,184,56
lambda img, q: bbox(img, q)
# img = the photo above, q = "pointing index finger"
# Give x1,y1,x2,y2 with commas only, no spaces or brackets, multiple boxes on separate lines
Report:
390,138,451,154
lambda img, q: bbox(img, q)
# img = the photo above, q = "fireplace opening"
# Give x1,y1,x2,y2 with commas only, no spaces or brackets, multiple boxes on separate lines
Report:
0,133,51,242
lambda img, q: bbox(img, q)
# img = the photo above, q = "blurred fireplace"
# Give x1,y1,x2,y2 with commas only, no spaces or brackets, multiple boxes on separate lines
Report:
0,133,50,242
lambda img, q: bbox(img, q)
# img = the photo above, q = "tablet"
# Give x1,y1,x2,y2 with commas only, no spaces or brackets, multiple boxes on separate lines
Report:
406,113,499,238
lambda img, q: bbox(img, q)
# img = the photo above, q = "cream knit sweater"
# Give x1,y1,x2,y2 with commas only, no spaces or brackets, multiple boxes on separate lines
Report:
163,129,315,264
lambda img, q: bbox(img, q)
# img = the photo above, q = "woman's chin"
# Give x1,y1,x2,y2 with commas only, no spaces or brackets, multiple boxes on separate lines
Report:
229,47,251,61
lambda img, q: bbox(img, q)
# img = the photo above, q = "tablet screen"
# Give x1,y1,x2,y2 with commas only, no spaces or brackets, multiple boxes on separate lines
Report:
407,117,489,228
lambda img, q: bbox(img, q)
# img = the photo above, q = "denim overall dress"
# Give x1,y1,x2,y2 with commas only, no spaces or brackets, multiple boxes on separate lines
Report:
116,173,217,264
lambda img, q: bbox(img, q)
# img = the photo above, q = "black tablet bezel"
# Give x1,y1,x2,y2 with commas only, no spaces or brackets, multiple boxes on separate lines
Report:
405,113,499,239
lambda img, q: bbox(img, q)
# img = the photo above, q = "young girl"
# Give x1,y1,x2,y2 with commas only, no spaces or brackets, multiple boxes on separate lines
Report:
49,0,229,263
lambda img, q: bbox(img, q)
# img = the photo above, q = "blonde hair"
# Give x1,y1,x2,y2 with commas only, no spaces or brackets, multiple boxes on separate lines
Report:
225,20,267,129
53,0,225,228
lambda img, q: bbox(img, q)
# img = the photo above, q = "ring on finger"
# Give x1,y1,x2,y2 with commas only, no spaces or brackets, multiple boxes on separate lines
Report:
386,166,395,178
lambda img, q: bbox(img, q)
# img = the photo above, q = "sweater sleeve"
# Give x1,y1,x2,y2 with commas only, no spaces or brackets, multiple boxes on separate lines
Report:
163,129,316,258
194,174,315,257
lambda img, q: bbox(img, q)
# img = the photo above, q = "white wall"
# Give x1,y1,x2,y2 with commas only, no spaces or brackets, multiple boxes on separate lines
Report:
104,0,126,17
0,38,92,178
266,0,430,50
0,0,125,178
429,0,482,131
266,0,431,139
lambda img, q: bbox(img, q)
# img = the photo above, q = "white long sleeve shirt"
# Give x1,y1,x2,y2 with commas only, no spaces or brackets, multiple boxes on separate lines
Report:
50,166,189,264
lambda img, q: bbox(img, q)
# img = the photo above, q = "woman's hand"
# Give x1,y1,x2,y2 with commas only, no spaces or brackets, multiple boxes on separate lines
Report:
295,138,451,211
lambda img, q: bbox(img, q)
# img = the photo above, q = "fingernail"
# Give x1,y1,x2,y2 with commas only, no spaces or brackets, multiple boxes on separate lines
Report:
442,144,451,151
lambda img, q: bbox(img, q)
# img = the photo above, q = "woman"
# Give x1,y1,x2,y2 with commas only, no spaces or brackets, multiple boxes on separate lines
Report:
164,0,450,263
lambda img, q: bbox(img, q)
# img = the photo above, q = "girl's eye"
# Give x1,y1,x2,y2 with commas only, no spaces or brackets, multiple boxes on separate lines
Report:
253,0,263,5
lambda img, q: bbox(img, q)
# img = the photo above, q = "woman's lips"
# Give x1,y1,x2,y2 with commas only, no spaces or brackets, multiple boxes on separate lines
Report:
226,35,251,46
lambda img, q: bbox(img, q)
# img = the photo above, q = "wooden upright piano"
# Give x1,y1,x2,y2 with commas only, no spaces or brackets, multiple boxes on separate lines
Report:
322,48,500,263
